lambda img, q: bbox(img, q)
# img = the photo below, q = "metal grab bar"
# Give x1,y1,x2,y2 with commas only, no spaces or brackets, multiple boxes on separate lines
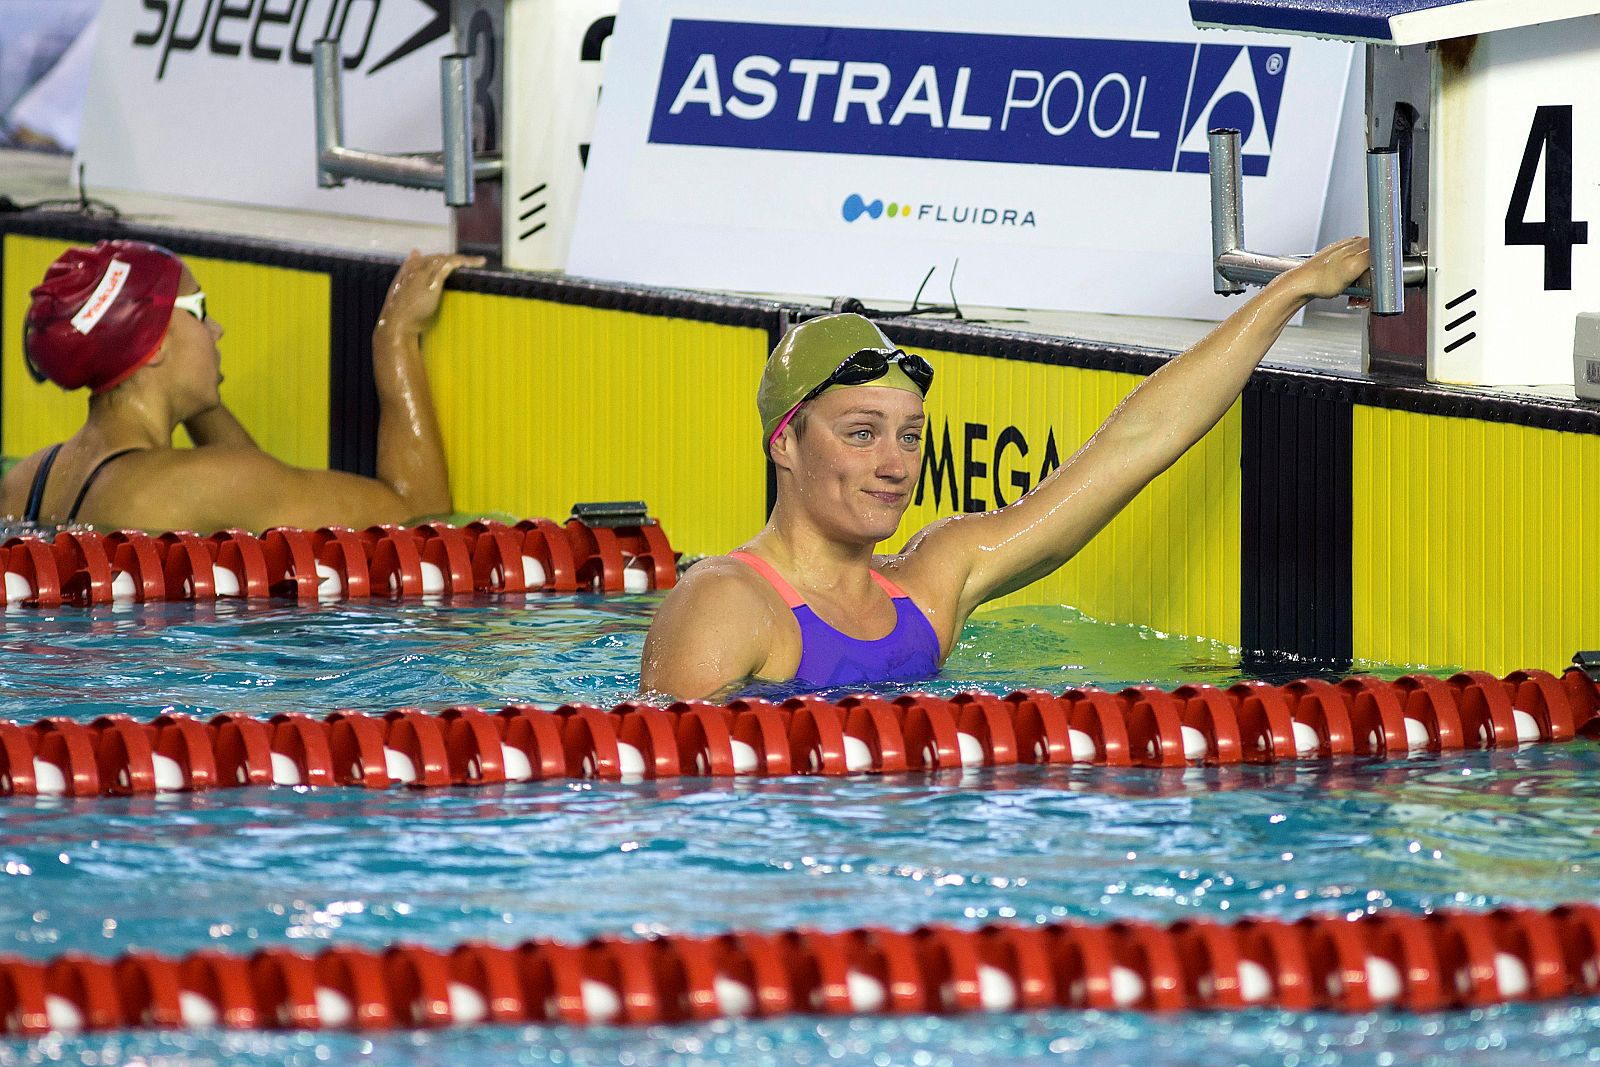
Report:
312,39,502,207
1207,128,1424,314
1365,148,1405,314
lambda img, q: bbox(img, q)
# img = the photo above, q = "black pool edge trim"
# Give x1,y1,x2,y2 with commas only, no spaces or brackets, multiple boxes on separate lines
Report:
327,263,386,476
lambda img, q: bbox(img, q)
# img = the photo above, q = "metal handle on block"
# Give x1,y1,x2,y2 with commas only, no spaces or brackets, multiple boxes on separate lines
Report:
1365,148,1404,315
312,39,502,207
439,54,475,208
1208,130,1245,296
1206,128,1424,301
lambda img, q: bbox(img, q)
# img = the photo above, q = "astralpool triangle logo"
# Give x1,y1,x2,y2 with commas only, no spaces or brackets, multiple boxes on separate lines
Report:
842,194,1037,227
1175,45,1288,176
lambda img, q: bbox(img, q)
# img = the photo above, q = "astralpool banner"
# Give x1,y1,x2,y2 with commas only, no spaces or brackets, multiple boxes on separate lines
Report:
74,0,452,223
570,1,1354,318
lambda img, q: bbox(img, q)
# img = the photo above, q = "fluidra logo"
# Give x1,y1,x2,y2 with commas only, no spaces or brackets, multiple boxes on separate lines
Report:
842,194,1037,227
133,0,449,80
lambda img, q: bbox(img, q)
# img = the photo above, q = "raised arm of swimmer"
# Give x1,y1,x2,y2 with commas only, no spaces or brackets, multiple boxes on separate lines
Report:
898,236,1373,621
155,249,468,530
369,250,458,520
641,237,1371,700
0,243,479,533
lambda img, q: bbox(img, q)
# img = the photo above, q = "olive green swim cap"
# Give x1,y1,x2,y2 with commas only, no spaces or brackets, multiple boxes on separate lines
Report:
757,313,926,446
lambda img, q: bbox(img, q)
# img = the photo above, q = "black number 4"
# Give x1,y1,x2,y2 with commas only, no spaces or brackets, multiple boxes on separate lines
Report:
1505,104,1588,290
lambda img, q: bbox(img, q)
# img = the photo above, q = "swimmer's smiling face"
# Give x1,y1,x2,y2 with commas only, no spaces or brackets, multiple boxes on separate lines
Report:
778,385,925,544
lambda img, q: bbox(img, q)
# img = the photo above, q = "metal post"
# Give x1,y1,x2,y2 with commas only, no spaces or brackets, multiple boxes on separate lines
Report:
1366,148,1404,315
1208,129,1245,295
310,39,501,199
440,54,475,208
312,40,345,189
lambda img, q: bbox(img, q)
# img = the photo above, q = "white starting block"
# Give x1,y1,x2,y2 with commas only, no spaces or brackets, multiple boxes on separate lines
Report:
312,0,616,271
1193,0,1600,389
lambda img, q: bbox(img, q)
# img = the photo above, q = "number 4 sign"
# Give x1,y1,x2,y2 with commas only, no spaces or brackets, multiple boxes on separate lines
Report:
1432,18,1600,386
1505,105,1589,292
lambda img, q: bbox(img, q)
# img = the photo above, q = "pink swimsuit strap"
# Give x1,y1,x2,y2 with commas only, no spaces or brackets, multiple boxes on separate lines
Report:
729,551,909,607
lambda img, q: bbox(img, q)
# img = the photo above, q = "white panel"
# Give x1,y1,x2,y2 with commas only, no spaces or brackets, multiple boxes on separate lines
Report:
501,0,619,270
76,0,453,224
570,0,1353,319
1390,0,1600,47
1430,18,1600,385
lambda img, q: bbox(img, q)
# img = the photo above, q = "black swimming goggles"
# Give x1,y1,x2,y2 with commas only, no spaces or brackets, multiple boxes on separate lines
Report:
798,347,935,407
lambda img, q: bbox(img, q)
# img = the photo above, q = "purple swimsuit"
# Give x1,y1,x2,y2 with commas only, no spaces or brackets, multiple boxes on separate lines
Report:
732,551,941,688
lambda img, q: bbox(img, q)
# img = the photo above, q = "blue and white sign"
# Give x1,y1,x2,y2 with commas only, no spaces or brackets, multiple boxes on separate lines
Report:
571,1,1355,318
650,22,1289,176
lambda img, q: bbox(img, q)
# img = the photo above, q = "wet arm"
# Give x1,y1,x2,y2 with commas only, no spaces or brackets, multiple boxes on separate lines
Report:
119,447,421,532
908,238,1372,613
120,254,482,532
371,251,481,520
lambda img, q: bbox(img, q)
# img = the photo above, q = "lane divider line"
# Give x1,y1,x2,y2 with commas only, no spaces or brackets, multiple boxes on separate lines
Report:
3,905,1598,1032
2,669,1594,797
2,517,677,606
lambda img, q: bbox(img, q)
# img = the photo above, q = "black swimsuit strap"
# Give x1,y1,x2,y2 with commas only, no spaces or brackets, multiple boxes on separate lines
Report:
64,448,143,524
22,444,63,525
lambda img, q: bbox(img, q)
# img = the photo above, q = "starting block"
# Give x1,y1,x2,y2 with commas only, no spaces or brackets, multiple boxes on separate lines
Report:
312,0,617,271
1194,0,1600,389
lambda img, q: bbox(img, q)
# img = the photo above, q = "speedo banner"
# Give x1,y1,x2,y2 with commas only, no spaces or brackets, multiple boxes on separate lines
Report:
74,0,453,223
571,1,1355,318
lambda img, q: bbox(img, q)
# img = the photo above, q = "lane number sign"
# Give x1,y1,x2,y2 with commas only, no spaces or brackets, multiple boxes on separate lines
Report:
1432,18,1600,385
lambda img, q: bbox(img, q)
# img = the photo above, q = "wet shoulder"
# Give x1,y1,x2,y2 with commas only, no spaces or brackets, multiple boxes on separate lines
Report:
68,446,271,530
869,547,938,597
875,515,979,600
671,553,790,619
680,553,776,596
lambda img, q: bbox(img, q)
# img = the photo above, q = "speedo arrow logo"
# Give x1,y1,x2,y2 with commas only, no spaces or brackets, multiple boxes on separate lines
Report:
133,0,454,81
369,0,450,75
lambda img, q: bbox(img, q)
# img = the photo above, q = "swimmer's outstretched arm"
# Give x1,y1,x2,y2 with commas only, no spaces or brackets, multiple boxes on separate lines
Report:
111,252,480,532
900,237,1372,627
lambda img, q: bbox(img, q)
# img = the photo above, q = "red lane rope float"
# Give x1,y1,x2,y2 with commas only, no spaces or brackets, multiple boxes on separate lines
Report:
1,670,1595,797
4,905,1598,1033
0,517,677,608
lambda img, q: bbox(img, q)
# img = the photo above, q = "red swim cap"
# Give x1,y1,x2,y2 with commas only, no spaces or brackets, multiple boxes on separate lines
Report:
23,240,182,393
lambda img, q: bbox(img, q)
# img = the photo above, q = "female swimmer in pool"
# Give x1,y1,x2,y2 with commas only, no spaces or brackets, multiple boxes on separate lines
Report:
641,238,1372,700
0,241,478,532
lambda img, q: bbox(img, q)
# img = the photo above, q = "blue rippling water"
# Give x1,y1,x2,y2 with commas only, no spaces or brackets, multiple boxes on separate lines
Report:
0,597,1595,1065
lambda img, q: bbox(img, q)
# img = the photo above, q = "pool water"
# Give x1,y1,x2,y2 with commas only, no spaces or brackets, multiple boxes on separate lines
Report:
0,597,1596,1066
